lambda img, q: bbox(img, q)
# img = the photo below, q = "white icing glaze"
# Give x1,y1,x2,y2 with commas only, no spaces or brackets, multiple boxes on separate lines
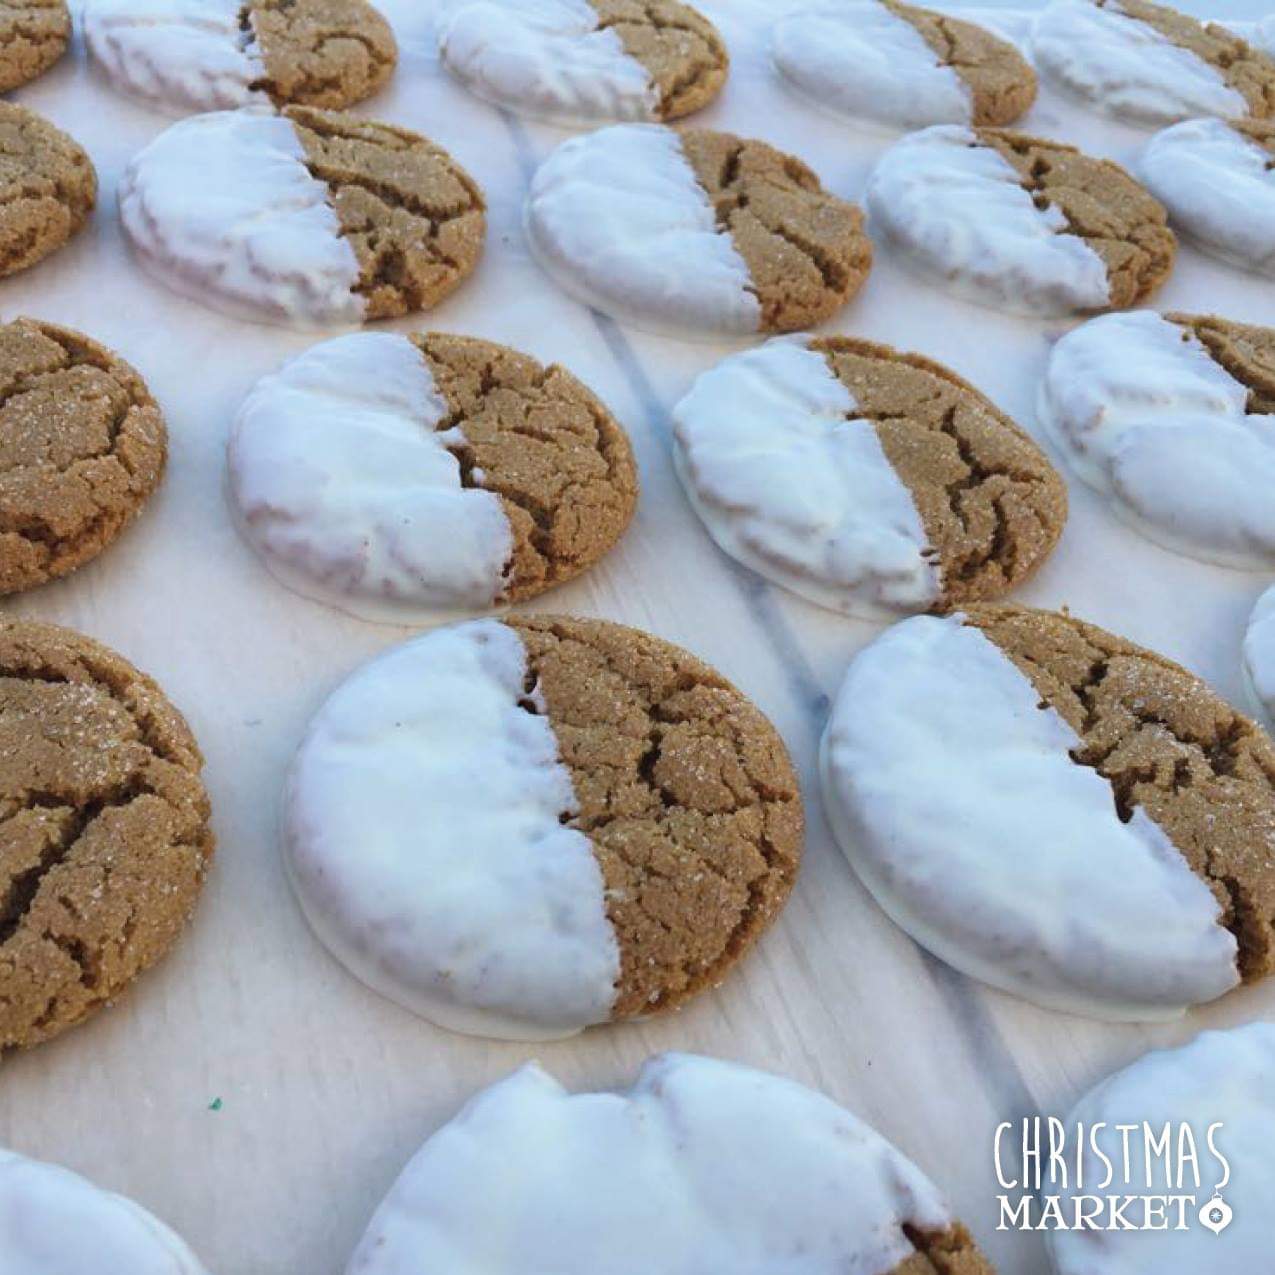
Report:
284,619,620,1041
1031,0,1248,125
0,1148,208,1275
1242,583,1275,733
672,336,940,619
84,0,269,116
345,1052,957,1274
819,612,1239,1020
228,332,512,624
119,108,364,329
1051,1024,1275,1274
771,1,973,131
865,124,1110,315
1140,118,1275,276
1038,310,1275,569
524,123,761,336
438,0,659,126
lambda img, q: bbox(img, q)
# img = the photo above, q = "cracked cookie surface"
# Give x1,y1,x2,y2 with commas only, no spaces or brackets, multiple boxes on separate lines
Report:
0,0,67,92
0,319,166,597
0,621,213,1052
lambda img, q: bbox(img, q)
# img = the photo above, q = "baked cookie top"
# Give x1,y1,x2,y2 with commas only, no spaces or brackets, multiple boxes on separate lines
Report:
229,331,637,622
822,603,1275,1020
1039,309,1275,568
119,105,485,328
1033,0,1275,125
772,0,1036,130
439,0,728,126
673,335,1066,619
0,0,68,92
867,124,1174,315
285,615,801,1040
0,319,166,597
346,1054,993,1275
526,123,871,335
84,0,397,115
0,621,214,1052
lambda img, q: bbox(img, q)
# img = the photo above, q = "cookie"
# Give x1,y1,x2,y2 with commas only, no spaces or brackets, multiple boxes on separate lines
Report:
772,0,1036,131
0,319,167,597
84,0,397,115
119,106,485,329
525,123,871,336
1050,1024,1275,1272
0,0,68,92
1140,117,1275,276
285,616,801,1040
672,335,1067,618
866,125,1174,315
821,603,1275,1019
229,331,638,622
1032,0,1275,126
1038,310,1275,568
0,101,96,282
1242,583,1275,734
438,0,728,126
0,621,214,1051
345,1054,993,1275
0,1147,208,1272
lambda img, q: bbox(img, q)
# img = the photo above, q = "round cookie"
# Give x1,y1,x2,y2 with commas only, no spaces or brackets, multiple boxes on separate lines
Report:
346,1053,993,1274
228,331,638,622
0,0,69,92
1140,118,1275,276
525,123,871,336
1038,310,1275,568
0,621,214,1051
119,106,485,329
0,318,167,597
672,335,1067,619
0,1147,208,1273
84,0,397,115
820,603,1275,1020
1032,0,1275,126
1242,583,1275,733
285,615,802,1040
772,0,1036,131
0,101,96,282
438,0,728,126
1050,1024,1275,1273
866,124,1174,315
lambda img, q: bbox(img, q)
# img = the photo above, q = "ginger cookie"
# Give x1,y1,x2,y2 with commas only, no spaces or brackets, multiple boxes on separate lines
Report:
1141,118,1275,276
229,331,638,622
1039,310,1275,568
867,125,1174,315
0,318,166,597
0,0,68,92
1051,1024,1274,1271
0,621,214,1052
285,616,802,1040
0,1147,209,1271
345,1054,993,1275
439,0,728,126
119,106,484,329
673,335,1066,619
772,0,1036,131
821,603,1275,1020
1033,0,1275,126
526,124,871,336
84,0,397,115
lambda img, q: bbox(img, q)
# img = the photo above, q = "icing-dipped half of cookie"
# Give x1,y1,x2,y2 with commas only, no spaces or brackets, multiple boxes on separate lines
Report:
772,0,1036,131
438,0,728,127
119,106,485,329
821,603,1275,1021
525,123,872,336
228,332,637,622
867,125,1174,315
345,1054,993,1273
1243,583,1275,734
673,336,1067,619
285,616,802,1040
